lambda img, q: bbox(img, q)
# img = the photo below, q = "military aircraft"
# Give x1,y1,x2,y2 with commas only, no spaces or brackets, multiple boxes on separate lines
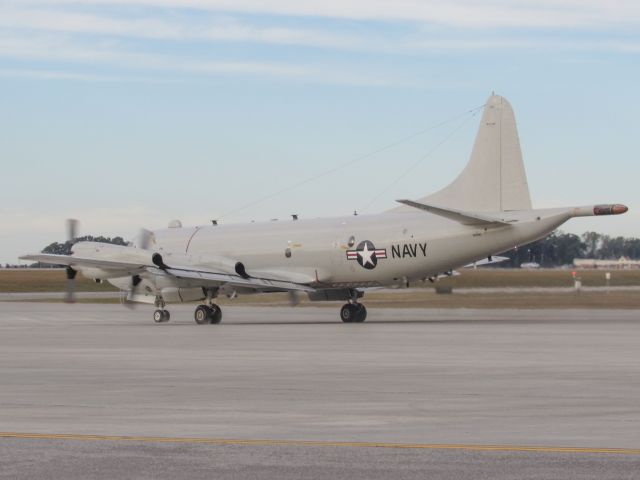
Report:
21,94,627,324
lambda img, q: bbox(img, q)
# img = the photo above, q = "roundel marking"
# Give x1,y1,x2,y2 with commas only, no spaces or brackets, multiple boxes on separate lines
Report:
346,240,387,270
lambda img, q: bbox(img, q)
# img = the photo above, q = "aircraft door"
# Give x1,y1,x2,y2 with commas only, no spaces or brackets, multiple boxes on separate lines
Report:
331,229,357,277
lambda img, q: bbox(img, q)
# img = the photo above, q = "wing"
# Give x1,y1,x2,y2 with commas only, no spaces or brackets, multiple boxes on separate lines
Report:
23,239,317,295
20,253,147,273
154,265,315,292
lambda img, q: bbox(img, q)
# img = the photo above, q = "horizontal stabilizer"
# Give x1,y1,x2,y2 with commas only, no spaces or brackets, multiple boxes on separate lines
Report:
395,199,512,227
464,255,510,268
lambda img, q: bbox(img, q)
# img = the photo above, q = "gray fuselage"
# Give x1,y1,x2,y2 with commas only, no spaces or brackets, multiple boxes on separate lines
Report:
147,208,571,289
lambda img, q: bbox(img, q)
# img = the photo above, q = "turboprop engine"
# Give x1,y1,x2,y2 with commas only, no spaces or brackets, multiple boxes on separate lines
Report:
151,251,249,278
71,241,154,279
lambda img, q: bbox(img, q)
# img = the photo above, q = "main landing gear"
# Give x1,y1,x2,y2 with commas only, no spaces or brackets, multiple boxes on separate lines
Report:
151,304,221,324
150,289,223,325
340,303,367,323
194,288,222,325
194,304,222,325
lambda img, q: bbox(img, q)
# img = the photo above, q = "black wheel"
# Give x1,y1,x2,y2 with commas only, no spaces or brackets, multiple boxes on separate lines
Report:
153,309,164,323
209,304,222,324
354,304,367,323
340,303,357,323
194,305,212,325
162,310,170,322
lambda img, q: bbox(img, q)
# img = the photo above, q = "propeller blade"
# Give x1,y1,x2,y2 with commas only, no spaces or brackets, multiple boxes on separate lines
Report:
66,219,79,242
288,291,300,307
123,274,142,309
65,266,77,303
137,229,153,250
124,226,151,308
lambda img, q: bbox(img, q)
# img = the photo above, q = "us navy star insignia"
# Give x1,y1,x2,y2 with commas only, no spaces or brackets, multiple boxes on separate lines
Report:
346,240,387,270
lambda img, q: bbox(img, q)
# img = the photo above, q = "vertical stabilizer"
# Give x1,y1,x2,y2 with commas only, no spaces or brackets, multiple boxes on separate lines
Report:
397,94,532,212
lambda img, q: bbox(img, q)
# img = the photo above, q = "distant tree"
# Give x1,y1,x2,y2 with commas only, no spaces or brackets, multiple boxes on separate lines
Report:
500,231,583,267
553,233,585,265
624,238,640,259
582,231,601,258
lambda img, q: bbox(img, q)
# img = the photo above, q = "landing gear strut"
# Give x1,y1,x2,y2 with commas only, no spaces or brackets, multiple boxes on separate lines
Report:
152,296,170,323
340,303,367,323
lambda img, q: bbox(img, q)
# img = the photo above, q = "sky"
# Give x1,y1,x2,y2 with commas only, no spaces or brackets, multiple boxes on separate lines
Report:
1,0,639,264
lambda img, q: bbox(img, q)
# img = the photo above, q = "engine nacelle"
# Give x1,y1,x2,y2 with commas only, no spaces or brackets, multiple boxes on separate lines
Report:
72,241,154,266
76,266,117,280
153,252,248,277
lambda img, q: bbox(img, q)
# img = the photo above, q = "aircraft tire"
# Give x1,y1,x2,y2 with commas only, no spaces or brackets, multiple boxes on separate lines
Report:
354,304,367,322
154,309,169,323
194,305,212,325
209,304,222,324
340,304,357,323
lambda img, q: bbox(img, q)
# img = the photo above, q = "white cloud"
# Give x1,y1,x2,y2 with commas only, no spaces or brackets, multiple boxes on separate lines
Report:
0,0,637,88
0,33,406,86
11,0,640,29
1,3,638,58
0,6,367,49
0,33,310,77
0,67,169,82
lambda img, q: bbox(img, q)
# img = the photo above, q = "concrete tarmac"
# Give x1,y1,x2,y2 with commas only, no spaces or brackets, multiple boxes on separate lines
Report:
1,302,639,478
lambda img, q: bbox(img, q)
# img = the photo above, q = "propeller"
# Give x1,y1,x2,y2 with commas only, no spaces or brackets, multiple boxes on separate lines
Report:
288,291,300,307
66,218,79,244
64,219,79,303
137,228,152,250
123,228,153,309
65,266,77,303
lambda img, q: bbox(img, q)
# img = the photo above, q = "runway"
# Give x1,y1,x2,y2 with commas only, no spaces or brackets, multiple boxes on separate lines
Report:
1,302,639,478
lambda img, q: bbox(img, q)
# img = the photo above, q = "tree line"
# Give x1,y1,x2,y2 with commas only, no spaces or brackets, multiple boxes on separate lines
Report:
502,231,640,267
41,235,127,255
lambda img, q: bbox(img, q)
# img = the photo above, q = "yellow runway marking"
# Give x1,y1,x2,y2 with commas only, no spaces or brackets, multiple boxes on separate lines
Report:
0,432,639,455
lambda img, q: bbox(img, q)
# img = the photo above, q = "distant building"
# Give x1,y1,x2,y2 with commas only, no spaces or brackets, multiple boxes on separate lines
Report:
573,257,640,269
520,262,541,269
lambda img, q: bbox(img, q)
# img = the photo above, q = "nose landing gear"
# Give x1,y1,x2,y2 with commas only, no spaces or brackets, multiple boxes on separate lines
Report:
153,309,170,323
153,296,170,323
